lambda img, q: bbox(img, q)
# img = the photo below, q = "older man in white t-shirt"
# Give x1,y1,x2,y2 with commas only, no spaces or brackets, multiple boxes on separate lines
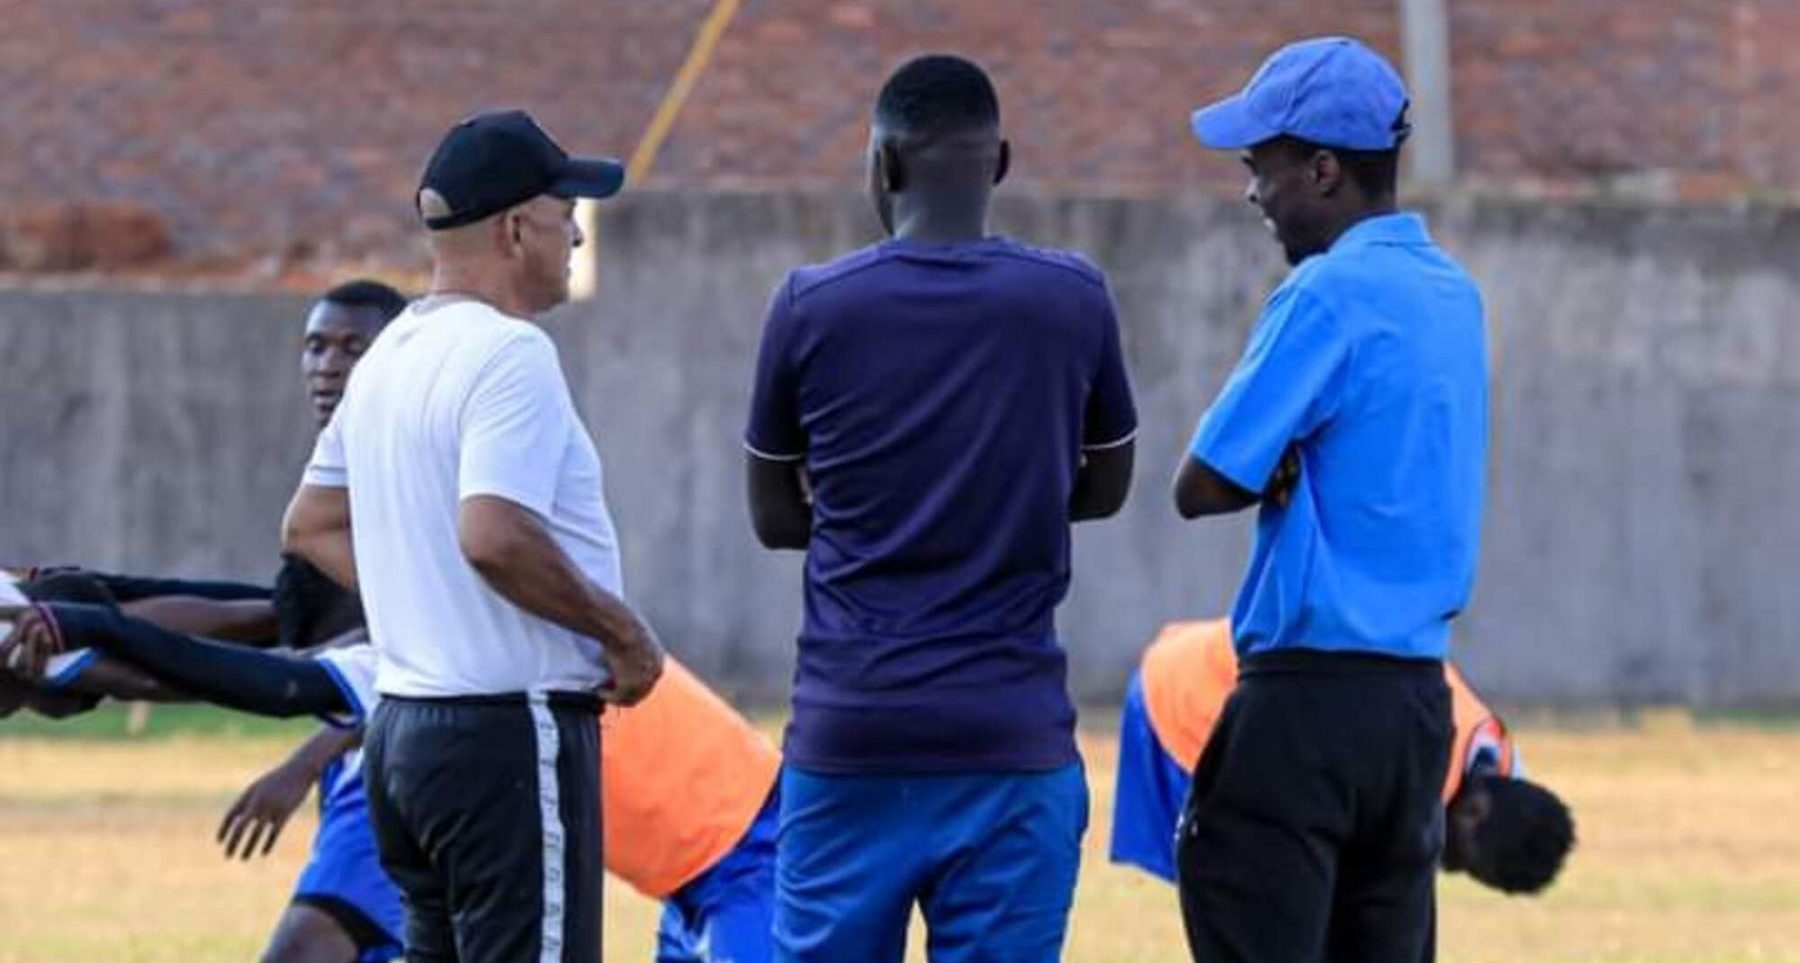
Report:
281,109,665,963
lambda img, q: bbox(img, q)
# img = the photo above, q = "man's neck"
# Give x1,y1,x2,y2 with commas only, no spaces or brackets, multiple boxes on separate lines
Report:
890,196,991,246
426,266,530,318
1319,201,1401,251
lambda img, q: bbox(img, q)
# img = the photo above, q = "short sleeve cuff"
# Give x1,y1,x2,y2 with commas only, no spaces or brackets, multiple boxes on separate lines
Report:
1082,426,1138,452
1189,416,1269,494
314,657,365,728
312,647,379,728
302,465,348,489
458,482,555,520
743,439,805,463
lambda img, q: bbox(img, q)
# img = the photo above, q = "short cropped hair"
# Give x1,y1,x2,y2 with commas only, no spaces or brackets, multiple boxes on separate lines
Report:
875,54,1000,139
1333,146,1401,198
1467,775,1576,894
320,278,408,322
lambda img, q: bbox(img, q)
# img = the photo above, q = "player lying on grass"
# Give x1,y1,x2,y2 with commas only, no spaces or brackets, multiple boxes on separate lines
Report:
0,588,782,963
0,566,403,963
0,566,269,717
4,281,409,963
1110,619,1575,896
0,279,400,725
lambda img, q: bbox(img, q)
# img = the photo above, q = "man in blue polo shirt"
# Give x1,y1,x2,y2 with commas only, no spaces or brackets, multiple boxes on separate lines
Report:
1171,37,1489,963
744,54,1137,963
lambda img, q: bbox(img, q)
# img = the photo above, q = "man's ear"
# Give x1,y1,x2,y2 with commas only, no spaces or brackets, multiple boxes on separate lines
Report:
994,139,1011,187
1312,149,1345,197
879,142,905,194
502,208,526,256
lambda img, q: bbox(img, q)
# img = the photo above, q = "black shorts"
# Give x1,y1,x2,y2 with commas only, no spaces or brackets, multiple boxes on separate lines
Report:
1176,649,1452,963
363,692,603,963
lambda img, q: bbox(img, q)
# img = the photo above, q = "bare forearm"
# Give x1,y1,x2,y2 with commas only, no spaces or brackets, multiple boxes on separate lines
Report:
122,597,280,645
473,528,648,649
460,497,653,656
456,496,662,704
753,502,811,549
746,455,812,549
73,572,272,603
1070,443,1135,522
1173,454,1259,519
283,725,362,783
65,655,188,702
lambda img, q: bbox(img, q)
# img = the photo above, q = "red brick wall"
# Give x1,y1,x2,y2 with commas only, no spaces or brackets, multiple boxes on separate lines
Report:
650,0,1396,195
1448,0,1745,199
1,0,715,260
0,0,1784,266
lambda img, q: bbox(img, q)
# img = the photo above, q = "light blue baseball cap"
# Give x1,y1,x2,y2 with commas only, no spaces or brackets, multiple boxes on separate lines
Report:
1191,36,1411,151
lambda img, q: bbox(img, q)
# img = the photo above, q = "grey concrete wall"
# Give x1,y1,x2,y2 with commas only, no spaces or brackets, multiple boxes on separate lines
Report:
2,192,1796,707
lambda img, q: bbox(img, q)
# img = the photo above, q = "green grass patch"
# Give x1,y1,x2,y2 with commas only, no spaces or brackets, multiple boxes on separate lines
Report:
0,703,317,741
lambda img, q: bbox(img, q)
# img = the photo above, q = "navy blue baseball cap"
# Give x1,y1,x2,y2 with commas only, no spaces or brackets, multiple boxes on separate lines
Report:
416,109,625,230
1191,37,1411,152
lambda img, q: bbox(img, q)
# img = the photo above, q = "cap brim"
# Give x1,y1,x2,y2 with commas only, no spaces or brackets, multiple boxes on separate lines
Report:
1190,95,1279,150
548,157,626,200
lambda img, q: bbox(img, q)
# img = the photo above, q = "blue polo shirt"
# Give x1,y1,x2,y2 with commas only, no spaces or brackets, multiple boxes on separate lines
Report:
1192,213,1487,660
746,236,1137,772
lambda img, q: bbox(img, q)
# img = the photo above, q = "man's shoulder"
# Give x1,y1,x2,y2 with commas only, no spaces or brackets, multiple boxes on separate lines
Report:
429,308,557,384
985,239,1110,293
1288,231,1478,305
443,301,549,350
394,300,547,351
353,302,544,383
785,239,1110,301
343,305,557,430
1269,250,1390,330
786,243,894,302
1280,249,1354,298
1255,262,1341,334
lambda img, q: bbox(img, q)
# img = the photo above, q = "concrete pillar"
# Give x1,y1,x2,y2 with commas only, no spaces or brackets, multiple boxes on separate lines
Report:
1399,0,1457,186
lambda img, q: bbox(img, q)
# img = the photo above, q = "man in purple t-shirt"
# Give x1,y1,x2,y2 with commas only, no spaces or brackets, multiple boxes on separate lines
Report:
744,54,1137,963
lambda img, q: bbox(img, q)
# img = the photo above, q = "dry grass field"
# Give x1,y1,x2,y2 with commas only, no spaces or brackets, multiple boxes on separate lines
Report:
1,709,1796,962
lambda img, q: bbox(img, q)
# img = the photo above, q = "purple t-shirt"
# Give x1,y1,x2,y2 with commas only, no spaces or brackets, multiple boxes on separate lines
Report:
746,236,1137,772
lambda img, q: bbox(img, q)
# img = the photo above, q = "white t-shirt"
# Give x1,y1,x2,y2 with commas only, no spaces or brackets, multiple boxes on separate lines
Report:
304,298,623,698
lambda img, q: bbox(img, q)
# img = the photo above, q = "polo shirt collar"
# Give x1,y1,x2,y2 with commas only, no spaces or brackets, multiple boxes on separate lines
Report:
1330,211,1430,252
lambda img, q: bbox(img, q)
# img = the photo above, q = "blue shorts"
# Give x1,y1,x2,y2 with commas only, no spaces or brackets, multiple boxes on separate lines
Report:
774,763,1087,963
657,788,779,963
293,763,405,963
1107,671,1192,883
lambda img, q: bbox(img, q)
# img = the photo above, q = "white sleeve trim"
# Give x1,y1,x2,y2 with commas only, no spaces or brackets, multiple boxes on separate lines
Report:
1082,427,1139,452
314,657,365,729
301,467,349,489
458,482,554,520
743,441,806,463
313,646,379,727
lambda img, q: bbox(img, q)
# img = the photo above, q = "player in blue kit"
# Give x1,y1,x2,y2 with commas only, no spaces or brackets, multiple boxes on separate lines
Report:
1,279,408,963
2,577,788,963
1110,620,1574,897
1,585,395,962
